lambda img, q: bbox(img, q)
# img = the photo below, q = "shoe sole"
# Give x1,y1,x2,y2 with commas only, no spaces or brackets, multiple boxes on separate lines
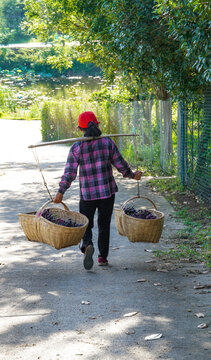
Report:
83,245,94,270
98,262,108,266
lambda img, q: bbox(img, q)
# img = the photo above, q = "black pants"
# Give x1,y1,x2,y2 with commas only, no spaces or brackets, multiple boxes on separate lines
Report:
79,194,115,259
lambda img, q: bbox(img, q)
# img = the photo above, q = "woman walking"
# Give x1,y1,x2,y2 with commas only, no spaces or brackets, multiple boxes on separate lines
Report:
54,111,142,270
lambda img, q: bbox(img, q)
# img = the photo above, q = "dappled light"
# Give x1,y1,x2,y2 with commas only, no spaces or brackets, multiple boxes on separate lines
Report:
0,0,210,353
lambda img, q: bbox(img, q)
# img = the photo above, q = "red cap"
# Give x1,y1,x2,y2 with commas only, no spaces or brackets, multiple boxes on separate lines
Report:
78,111,100,129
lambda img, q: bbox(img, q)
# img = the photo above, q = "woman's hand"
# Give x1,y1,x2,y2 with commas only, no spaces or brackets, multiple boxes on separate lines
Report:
134,171,143,180
53,192,63,203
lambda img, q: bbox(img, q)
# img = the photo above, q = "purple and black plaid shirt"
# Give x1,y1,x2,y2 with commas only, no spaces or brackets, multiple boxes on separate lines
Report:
58,137,135,200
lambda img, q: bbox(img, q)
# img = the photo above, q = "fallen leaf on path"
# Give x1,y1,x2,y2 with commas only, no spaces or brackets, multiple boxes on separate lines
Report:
197,323,208,329
145,259,155,263
112,247,120,250
154,283,161,286
76,329,85,334
157,269,169,273
194,284,205,289
81,300,90,305
145,333,163,341
123,311,139,317
194,284,211,290
126,329,136,335
195,313,205,318
137,279,147,282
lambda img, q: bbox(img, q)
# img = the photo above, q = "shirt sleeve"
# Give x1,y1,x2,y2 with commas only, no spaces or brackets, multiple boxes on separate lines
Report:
110,139,135,178
58,143,80,194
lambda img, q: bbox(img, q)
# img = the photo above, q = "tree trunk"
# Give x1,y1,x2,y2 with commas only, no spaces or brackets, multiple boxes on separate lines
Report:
140,100,152,144
163,99,172,171
156,100,160,131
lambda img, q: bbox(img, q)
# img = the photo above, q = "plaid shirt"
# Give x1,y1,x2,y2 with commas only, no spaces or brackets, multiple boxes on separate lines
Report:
58,137,135,200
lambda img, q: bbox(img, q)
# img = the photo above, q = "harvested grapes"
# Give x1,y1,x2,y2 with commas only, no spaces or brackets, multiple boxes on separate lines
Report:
41,209,83,227
123,206,156,219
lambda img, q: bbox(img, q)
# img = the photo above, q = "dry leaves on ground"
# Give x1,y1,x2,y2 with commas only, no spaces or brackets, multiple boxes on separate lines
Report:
145,333,163,341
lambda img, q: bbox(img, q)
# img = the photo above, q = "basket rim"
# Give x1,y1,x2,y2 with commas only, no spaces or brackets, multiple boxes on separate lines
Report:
39,207,83,216
18,212,37,216
122,196,158,210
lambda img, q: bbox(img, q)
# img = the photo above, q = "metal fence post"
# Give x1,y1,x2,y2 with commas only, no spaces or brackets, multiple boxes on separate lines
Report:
181,101,185,186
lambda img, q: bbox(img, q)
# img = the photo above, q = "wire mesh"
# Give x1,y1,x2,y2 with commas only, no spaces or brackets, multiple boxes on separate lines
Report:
180,88,211,204
41,92,210,204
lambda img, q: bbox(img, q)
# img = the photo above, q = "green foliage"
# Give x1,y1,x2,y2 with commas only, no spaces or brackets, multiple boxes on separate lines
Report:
0,84,17,113
0,48,100,76
0,69,102,120
156,0,211,82
23,0,209,99
40,96,120,143
0,0,31,44
40,85,179,175
41,101,75,141
0,69,47,118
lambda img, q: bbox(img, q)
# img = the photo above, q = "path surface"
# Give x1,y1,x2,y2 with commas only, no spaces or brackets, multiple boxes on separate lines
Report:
0,120,210,360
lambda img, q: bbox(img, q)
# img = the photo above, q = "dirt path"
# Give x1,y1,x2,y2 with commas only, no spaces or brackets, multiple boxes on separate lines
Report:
0,120,210,360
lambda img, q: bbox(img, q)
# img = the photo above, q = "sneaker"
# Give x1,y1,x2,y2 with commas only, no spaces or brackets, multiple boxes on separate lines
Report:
98,257,108,266
83,245,94,270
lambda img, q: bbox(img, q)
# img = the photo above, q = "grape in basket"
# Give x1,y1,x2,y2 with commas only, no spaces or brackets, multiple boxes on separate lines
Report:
123,206,156,219
41,209,82,227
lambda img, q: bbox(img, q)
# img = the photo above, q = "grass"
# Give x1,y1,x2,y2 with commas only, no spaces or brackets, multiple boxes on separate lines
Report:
148,177,211,267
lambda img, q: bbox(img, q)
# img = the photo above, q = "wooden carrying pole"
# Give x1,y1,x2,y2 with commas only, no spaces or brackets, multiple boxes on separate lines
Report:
28,134,139,149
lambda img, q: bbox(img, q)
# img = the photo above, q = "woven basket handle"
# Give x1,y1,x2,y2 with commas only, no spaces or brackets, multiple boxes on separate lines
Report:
36,200,69,216
122,196,157,210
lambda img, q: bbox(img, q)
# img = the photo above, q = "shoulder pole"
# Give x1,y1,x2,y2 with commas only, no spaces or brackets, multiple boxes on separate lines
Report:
28,134,139,149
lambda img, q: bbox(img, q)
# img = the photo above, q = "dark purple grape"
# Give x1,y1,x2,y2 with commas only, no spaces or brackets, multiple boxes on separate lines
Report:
123,207,156,220
41,208,83,227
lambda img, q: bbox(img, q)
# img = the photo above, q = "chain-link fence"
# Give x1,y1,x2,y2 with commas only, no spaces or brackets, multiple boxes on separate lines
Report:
41,98,177,173
117,99,175,174
178,88,211,204
41,89,210,204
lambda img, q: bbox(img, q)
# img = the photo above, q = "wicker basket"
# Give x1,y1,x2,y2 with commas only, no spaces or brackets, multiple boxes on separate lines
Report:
18,212,40,242
114,208,125,236
115,196,164,243
18,201,89,250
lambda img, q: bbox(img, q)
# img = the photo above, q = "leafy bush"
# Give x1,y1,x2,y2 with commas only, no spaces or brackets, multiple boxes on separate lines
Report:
41,99,120,143
0,48,101,76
